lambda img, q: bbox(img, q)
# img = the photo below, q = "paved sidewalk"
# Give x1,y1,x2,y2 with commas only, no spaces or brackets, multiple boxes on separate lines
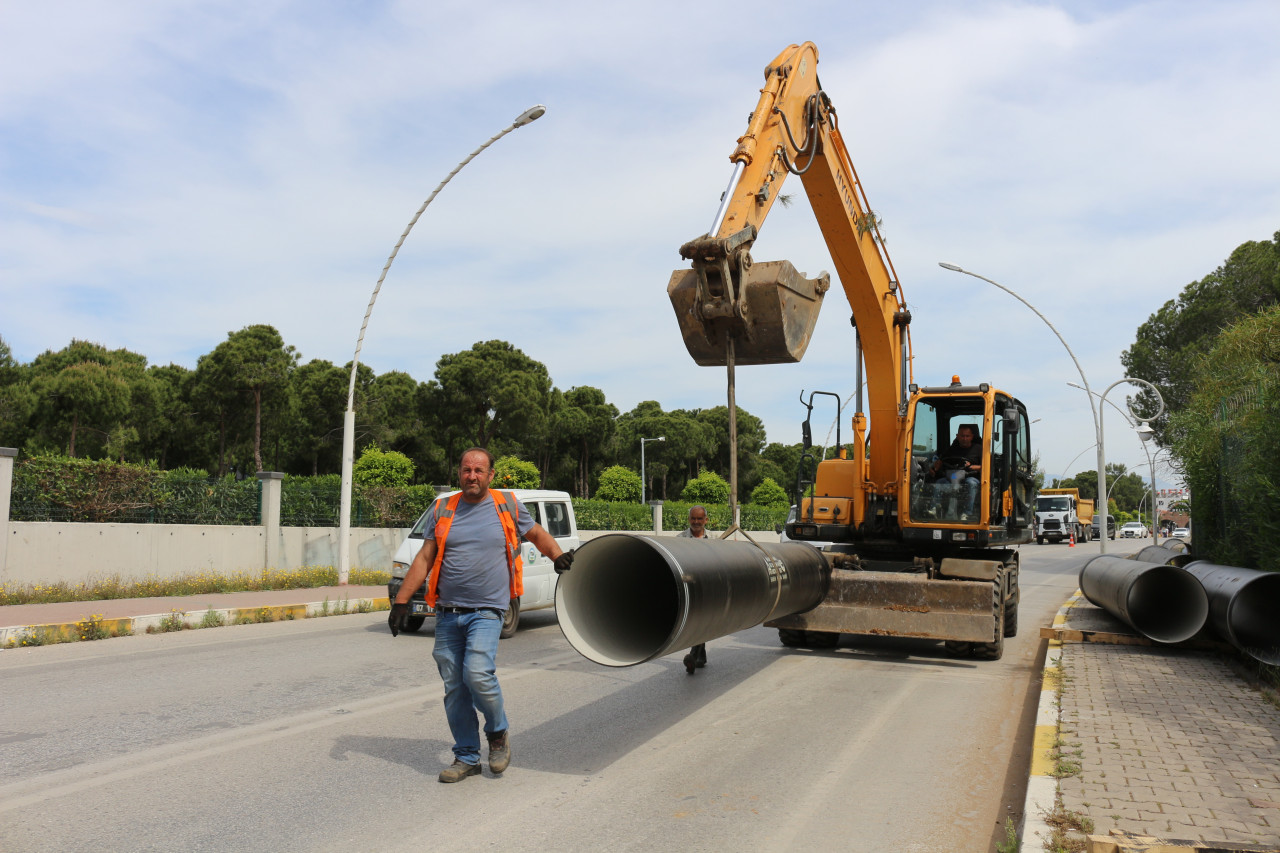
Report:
0,585,389,645
1024,594,1280,852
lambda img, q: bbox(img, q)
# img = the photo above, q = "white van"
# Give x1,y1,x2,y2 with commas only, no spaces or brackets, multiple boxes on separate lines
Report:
387,489,578,638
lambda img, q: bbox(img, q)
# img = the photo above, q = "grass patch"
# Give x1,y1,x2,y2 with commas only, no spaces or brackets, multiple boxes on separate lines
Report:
1041,792,1094,852
1222,649,1280,712
234,606,276,625
198,608,227,629
74,612,128,637
5,625,73,648
148,610,189,633
1051,735,1084,778
0,566,391,606
995,816,1019,853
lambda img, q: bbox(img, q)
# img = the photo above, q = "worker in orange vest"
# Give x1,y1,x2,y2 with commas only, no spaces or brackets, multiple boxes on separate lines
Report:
391,447,573,783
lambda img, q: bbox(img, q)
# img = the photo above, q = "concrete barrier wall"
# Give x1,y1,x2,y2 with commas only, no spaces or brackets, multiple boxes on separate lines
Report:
2,521,412,587
0,453,782,587
3,526,784,587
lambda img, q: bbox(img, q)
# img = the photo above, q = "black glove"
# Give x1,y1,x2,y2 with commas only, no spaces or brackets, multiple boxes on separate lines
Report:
553,550,575,574
389,602,409,637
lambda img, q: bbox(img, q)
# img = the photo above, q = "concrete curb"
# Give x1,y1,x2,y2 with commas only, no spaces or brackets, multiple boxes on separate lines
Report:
0,597,391,647
1021,589,1086,850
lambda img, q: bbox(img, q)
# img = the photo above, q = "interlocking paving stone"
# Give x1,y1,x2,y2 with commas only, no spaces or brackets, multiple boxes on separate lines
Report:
1058,643,1280,846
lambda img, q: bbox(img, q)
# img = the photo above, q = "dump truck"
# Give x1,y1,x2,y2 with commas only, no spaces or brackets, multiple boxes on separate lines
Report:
1034,487,1094,544
666,42,1035,660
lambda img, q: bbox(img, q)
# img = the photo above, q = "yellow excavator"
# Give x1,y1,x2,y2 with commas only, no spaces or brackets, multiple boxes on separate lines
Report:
668,42,1036,658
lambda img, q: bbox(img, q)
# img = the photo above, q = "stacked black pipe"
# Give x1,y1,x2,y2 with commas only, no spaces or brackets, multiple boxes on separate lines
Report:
1098,548,1280,664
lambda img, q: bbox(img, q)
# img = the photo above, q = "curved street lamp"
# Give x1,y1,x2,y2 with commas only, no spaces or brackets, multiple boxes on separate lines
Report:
1068,380,1167,548
337,105,546,584
938,263,1103,540
1080,377,1165,553
640,436,666,506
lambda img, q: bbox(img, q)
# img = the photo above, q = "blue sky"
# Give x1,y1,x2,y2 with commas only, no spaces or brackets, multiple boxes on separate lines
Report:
3,0,1278,491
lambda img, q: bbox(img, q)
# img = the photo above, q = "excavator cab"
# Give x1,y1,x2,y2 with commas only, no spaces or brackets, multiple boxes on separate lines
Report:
903,382,1035,547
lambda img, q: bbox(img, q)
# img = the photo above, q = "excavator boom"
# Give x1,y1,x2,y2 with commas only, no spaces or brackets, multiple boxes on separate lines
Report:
668,41,911,492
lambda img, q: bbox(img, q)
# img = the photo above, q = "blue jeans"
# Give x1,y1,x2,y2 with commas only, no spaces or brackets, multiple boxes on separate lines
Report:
934,474,979,518
432,610,508,766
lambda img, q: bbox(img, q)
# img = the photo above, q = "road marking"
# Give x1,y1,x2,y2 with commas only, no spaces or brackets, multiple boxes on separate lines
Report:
0,648,583,812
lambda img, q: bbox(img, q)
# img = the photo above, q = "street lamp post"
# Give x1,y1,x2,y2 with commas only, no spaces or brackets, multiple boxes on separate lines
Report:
938,263,1103,545
336,105,546,585
640,436,665,506
1067,379,1165,553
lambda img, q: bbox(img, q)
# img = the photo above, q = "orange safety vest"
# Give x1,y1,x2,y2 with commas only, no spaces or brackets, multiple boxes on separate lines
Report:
424,490,524,608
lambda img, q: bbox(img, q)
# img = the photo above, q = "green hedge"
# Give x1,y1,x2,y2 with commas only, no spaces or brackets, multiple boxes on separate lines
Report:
8,457,790,531
11,457,261,524
572,499,788,532
10,458,432,528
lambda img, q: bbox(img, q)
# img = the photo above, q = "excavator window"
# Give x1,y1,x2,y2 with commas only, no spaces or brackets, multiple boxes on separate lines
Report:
908,397,986,524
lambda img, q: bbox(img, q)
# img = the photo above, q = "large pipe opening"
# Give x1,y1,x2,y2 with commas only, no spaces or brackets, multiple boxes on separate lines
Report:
1124,565,1209,644
1185,562,1280,665
556,533,829,667
555,535,684,666
1080,556,1208,644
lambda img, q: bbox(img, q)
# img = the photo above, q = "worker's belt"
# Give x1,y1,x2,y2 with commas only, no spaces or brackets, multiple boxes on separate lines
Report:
437,605,504,616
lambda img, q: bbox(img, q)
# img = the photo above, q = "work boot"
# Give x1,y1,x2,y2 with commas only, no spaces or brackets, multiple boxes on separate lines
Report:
438,759,481,783
487,731,511,774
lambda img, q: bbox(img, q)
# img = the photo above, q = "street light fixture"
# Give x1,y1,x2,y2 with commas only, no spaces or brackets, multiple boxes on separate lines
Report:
336,105,546,584
1066,378,1165,554
640,436,666,506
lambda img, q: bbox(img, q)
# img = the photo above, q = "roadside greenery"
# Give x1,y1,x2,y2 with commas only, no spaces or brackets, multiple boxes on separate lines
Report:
1122,231,1279,568
0,566,391,607
1165,305,1280,570
0,331,806,504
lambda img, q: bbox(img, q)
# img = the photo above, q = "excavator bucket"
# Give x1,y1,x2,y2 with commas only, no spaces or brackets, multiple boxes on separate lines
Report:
765,569,999,643
667,259,830,366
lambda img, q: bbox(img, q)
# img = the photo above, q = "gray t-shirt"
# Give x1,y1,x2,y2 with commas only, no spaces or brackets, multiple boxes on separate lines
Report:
423,491,535,610
677,528,711,539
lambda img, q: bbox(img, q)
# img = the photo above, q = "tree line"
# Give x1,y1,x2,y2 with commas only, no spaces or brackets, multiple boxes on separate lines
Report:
1120,230,1280,569
0,332,817,503
3,229,1274,559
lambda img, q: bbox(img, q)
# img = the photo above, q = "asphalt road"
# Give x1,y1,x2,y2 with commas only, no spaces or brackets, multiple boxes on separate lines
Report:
0,541,1130,852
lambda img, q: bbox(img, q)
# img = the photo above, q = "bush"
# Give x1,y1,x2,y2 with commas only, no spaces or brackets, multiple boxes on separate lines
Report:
352,446,414,488
568,499,788,532
1166,305,1280,569
681,470,730,504
750,477,790,508
572,498,653,530
494,455,540,489
596,465,641,502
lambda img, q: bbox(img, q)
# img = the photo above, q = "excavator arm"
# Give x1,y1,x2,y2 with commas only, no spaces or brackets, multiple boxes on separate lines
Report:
669,42,912,496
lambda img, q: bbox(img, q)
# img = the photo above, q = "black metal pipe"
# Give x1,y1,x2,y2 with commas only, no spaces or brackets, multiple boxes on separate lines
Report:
1079,555,1208,643
555,533,829,667
1183,561,1280,665
1131,544,1194,568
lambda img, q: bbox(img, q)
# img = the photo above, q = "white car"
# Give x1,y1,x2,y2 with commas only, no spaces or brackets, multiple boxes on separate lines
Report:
1119,522,1149,539
387,489,579,637
1171,527,1191,540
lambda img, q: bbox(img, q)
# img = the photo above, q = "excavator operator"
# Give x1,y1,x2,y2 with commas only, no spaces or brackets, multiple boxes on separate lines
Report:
930,424,982,520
